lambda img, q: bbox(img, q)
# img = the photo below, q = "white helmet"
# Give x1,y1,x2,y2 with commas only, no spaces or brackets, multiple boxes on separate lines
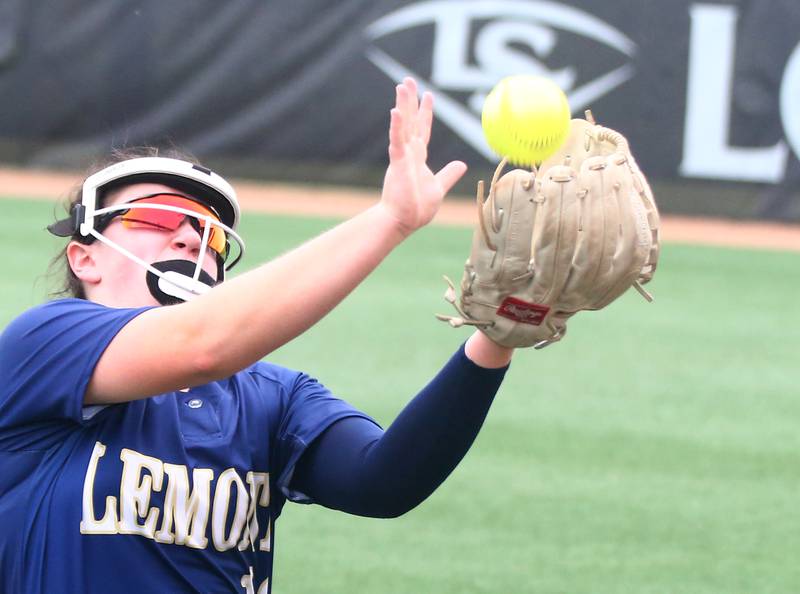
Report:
49,157,246,303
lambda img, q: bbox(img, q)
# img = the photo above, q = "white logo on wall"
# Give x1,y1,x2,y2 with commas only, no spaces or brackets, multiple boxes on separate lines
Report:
682,4,799,183
364,0,636,161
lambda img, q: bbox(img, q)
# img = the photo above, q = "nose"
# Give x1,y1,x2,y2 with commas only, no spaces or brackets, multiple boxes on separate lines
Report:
169,219,219,279
170,218,203,256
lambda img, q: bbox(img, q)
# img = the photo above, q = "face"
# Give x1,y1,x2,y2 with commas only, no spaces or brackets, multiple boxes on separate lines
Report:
68,183,222,308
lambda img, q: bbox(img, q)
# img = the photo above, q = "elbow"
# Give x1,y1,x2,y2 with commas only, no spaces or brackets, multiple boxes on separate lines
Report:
177,322,229,384
358,490,428,519
191,347,224,383
374,504,416,519
167,299,241,383
186,318,262,383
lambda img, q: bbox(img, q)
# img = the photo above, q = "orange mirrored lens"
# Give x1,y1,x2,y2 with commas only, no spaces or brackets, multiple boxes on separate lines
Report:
120,195,227,256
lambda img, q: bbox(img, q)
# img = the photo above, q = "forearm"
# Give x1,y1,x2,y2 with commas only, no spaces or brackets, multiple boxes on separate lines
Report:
184,203,405,378
290,343,509,517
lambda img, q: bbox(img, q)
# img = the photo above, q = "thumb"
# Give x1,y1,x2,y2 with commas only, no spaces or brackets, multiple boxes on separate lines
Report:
435,161,468,195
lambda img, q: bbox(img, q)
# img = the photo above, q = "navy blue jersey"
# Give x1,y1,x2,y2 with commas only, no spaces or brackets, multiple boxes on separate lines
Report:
0,299,376,593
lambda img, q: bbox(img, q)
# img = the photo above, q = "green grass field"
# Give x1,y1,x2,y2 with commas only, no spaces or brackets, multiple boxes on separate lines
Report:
2,196,799,593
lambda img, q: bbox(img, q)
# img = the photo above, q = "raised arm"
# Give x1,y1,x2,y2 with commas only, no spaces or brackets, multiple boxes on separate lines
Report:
289,338,510,518
86,78,467,404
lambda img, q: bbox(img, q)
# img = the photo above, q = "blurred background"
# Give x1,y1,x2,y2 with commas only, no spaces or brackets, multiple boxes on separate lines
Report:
1,2,798,593
0,0,799,221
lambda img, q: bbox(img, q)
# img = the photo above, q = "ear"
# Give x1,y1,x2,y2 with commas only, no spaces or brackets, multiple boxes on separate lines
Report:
66,241,102,285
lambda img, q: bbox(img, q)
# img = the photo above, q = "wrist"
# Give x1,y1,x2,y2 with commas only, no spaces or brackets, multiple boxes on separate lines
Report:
464,331,514,368
372,201,417,240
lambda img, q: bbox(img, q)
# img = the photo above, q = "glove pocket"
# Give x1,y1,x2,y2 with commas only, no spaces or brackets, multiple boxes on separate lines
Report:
473,169,537,285
528,165,579,303
570,155,620,304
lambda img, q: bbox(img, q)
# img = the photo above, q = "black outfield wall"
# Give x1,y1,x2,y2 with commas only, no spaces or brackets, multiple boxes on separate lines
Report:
0,1,798,220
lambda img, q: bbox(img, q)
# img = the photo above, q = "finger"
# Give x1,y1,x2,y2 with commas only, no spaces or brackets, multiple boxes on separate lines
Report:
396,84,412,143
404,78,420,134
388,108,405,161
403,76,418,97
403,77,418,109
419,91,434,145
435,161,468,195
395,83,405,116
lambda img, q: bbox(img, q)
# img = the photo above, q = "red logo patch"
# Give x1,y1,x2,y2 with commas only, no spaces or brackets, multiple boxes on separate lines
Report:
496,297,549,326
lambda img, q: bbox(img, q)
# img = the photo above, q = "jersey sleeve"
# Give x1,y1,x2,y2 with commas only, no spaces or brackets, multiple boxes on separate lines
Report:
0,299,153,435
269,370,380,504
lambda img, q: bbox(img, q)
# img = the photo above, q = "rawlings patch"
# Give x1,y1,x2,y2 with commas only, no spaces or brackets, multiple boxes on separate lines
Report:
496,297,549,325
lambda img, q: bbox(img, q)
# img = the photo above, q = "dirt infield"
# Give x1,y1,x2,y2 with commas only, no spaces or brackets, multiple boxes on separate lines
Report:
2,167,798,251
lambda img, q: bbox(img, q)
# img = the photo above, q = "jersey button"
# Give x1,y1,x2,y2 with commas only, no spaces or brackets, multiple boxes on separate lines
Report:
187,398,203,409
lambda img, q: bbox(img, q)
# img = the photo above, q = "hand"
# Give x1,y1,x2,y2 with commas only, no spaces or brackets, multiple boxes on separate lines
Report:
379,77,467,236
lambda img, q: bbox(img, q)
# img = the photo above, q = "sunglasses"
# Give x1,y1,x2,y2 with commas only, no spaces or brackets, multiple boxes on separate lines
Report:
100,194,230,259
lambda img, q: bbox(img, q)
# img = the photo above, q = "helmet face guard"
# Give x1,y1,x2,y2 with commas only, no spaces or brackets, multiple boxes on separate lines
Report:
48,157,246,302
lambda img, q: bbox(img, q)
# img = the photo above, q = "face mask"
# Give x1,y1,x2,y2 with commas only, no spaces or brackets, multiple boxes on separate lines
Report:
146,259,218,305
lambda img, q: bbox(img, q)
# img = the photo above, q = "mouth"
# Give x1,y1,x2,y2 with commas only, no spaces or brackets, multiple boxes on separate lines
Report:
146,259,218,305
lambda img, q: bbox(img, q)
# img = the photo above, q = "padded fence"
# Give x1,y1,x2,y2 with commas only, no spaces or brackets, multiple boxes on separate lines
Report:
0,0,798,221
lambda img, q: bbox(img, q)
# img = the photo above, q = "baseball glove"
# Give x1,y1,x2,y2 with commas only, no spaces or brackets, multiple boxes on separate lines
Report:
437,112,660,348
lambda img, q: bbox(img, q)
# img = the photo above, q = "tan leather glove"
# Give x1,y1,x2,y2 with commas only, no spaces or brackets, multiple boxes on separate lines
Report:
438,113,660,348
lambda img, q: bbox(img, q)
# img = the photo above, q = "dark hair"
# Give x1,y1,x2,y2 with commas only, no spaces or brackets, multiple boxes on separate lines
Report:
47,145,201,299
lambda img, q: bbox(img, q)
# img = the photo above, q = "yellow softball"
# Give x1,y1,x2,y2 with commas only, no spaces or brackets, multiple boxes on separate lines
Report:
481,75,571,166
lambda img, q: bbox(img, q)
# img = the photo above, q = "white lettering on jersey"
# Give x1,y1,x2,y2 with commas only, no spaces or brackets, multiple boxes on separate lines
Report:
239,472,270,552
154,464,214,549
212,468,250,551
241,569,269,594
118,448,164,538
80,441,119,534
80,441,271,552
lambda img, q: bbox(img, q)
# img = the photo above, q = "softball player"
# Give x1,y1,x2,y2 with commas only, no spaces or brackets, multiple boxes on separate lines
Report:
0,78,514,593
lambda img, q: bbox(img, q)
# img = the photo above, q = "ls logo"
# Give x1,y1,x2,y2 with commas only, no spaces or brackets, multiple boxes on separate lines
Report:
365,0,636,160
